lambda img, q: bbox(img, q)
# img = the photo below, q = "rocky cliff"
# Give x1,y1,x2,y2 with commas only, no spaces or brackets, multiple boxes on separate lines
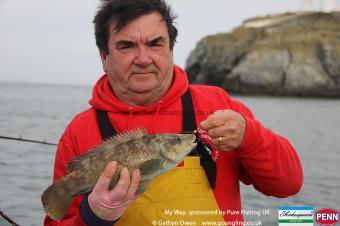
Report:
186,12,340,97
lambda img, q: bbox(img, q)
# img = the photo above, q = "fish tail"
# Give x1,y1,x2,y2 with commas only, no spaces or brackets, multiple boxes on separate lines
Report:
41,174,74,220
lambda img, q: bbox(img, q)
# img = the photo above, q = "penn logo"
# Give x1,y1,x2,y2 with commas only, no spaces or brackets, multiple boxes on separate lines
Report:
315,208,339,225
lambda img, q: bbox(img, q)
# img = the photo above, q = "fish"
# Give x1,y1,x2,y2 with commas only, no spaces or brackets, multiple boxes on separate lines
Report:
41,128,197,220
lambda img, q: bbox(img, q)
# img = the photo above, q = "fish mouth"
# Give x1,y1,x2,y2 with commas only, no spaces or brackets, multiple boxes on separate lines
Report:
181,131,200,143
161,134,197,164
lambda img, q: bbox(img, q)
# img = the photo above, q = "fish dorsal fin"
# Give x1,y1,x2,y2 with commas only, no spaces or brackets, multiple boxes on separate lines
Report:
106,127,148,144
66,128,148,173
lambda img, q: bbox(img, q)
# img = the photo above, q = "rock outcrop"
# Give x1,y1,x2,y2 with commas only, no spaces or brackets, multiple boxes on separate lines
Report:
186,12,340,97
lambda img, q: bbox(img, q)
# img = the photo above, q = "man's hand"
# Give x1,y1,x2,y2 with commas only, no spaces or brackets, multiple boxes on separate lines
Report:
200,110,246,151
88,161,141,221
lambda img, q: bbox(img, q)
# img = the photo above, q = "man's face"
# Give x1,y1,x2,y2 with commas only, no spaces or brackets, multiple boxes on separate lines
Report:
100,12,174,105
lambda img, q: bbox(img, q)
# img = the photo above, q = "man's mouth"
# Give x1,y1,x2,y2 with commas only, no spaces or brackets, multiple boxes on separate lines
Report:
132,72,154,74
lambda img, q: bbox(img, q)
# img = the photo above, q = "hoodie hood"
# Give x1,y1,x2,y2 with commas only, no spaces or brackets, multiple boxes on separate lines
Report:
89,65,189,114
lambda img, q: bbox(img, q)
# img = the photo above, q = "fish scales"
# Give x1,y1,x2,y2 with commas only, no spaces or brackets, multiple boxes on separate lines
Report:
72,137,158,193
41,128,197,220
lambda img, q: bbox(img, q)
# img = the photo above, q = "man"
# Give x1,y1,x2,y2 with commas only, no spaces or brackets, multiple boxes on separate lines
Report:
44,0,303,225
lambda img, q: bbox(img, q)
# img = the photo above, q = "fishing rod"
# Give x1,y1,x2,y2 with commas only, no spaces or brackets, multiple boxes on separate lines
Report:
0,210,20,226
0,136,57,146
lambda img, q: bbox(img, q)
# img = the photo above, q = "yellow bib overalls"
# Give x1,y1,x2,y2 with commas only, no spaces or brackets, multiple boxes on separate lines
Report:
116,156,225,225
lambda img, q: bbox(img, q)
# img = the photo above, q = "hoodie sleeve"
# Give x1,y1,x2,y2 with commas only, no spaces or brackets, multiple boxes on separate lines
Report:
230,96,303,198
43,126,87,226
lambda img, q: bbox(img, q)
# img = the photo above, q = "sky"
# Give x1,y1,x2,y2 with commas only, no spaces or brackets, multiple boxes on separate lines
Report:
0,0,336,85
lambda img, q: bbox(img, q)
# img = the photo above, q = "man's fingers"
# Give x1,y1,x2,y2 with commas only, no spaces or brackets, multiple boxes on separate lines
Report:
207,126,227,139
200,113,225,130
124,169,141,200
102,161,117,178
110,167,130,200
93,161,117,192
199,119,212,130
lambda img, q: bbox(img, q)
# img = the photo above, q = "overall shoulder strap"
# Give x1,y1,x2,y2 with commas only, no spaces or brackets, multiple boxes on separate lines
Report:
181,88,197,132
96,109,117,140
181,87,217,189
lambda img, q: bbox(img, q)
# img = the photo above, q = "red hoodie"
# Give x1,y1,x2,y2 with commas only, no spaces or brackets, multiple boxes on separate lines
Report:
44,65,303,225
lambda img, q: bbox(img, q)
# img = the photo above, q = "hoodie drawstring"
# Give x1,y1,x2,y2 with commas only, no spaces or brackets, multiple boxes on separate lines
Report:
127,106,134,130
149,100,163,133
126,100,163,133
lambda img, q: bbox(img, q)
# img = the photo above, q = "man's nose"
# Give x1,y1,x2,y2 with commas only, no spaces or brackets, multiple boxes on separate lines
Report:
134,46,152,67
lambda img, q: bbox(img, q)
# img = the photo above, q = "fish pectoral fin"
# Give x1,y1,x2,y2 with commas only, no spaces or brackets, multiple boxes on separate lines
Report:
140,158,162,176
136,180,151,194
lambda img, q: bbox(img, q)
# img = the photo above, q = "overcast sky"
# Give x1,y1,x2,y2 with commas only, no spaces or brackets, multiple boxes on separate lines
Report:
0,0,333,85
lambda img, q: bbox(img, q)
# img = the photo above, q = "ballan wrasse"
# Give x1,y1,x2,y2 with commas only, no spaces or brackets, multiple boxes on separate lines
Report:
41,128,197,220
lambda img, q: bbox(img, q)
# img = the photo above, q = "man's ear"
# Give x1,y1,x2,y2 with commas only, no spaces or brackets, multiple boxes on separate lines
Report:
99,50,107,72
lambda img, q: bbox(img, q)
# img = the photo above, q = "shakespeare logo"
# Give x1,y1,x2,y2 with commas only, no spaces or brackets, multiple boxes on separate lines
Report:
278,206,313,225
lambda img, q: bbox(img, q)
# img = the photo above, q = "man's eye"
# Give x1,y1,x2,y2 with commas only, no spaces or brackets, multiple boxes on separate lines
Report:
147,37,165,48
116,42,135,50
149,40,163,48
119,45,133,50
150,42,161,47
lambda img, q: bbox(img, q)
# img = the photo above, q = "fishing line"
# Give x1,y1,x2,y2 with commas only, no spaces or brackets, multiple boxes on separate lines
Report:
0,136,57,146
0,136,55,225
0,210,20,226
